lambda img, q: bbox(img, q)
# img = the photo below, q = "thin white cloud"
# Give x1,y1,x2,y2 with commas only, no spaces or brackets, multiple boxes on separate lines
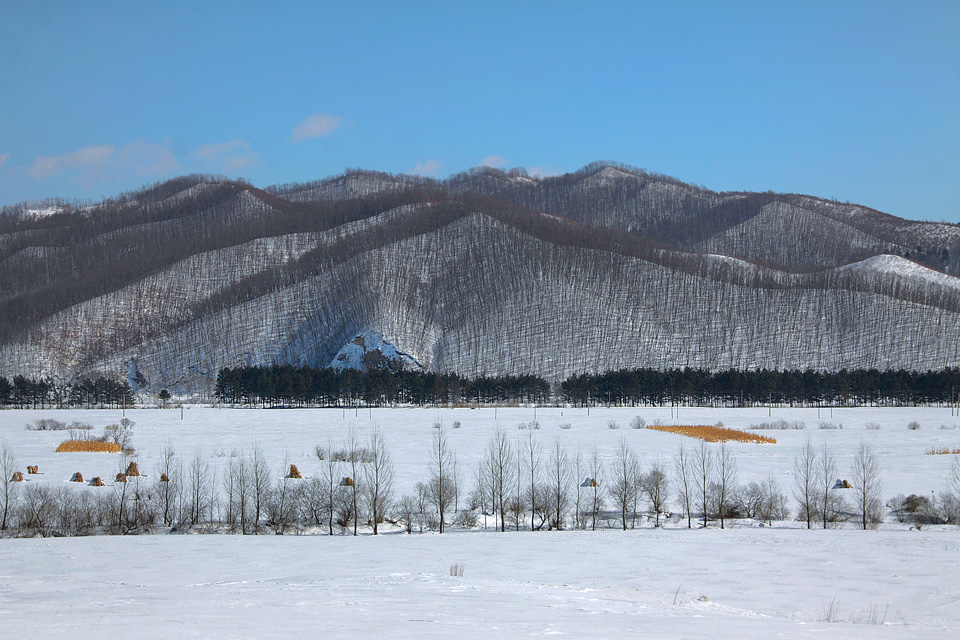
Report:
0,153,9,171
28,142,180,184
290,113,343,142
116,141,180,176
479,155,507,169
409,159,441,176
193,139,257,171
29,144,115,180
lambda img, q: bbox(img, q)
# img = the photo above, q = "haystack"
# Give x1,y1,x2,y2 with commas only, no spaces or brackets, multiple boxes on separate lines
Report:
115,472,127,483
70,471,84,482
124,461,140,476
340,476,355,487
288,464,303,479
90,476,105,487
11,471,23,482
27,465,38,474
160,473,170,482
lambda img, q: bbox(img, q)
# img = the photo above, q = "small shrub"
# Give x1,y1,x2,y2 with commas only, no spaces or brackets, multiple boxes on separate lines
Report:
455,510,478,528
818,422,843,430
940,424,959,430
865,422,881,430
450,562,465,577
908,421,921,431
530,420,540,430
750,419,805,430
607,421,620,430
630,416,646,429
517,422,528,430
559,422,572,430
432,422,442,430
26,418,67,431
452,421,462,429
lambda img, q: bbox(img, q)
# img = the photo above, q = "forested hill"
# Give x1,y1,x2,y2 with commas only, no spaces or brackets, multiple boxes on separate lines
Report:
2,163,960,392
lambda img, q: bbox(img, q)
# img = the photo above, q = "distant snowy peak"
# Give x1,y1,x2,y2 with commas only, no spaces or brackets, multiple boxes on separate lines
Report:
329,331,423,373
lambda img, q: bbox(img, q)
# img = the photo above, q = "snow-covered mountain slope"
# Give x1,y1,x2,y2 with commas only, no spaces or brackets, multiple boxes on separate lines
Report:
2,167,959,390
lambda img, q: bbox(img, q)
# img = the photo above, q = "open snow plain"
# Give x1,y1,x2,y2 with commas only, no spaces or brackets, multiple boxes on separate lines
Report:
2,405,960,638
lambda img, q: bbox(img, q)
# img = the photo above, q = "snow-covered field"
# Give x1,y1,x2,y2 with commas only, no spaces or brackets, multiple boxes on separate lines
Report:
2,406,960,637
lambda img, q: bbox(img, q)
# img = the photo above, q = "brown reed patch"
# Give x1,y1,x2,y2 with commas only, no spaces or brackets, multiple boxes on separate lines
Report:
70,472,84,482
160,473,170,482
56,440,121,453
125,462,140,476
926,447,960,455
90,476,105,486
115,473,127,483
288,464,302,479
11,471,23,482
27,465,38,474
647,424,777,444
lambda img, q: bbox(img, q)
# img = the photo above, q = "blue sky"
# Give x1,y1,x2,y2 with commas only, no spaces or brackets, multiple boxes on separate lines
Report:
1,1,958,221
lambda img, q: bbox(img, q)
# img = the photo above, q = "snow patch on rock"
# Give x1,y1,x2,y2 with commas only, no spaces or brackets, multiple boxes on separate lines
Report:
329,331,422,372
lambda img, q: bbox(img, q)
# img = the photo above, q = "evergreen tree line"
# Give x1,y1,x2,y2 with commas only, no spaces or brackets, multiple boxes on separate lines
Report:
0,375,135,409
215,365,960,407
560,368,960,407
214,366,551,406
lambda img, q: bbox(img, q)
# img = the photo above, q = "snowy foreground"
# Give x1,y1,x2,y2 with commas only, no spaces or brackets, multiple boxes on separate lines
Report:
2,528,959,638
2,406,960,637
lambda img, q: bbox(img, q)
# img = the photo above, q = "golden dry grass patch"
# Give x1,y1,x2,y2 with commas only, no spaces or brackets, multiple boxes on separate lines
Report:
56,440,122,453
647,424,776,444
925,447,960,455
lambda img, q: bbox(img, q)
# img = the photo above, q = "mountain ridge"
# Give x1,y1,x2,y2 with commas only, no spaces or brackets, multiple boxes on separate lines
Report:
2,163,959,391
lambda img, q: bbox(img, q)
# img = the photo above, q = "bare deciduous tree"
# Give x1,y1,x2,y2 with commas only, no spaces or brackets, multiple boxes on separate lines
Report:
429,426,454,533
716,442,738,529
547,438,570,530
793,438,817,529
1,441,18,530
851,441,882,530
694,440,713,528
524,431,543,531
609,439,640,530
362,428,394,535
674,443,693,528
643,459,670,527
484,429,515,532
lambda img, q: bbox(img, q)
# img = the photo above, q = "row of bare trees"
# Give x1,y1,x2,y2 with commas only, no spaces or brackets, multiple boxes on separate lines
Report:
2,431,960,537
